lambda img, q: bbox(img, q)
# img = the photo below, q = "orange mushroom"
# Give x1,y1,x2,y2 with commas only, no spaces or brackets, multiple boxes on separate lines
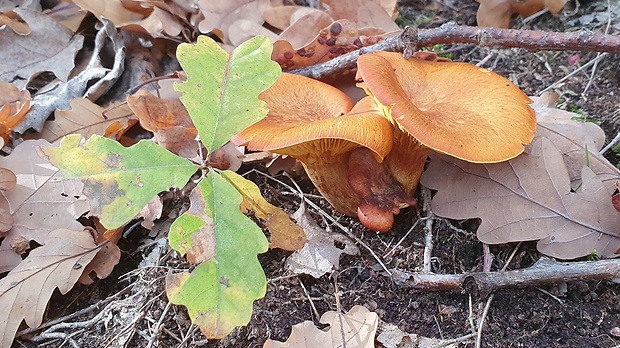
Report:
233,73,415,231
355,50,537,194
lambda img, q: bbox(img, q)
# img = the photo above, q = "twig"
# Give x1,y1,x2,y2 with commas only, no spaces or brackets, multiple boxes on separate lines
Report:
332,273,347,348
299,278,321,321
538,53,608,94
146,301,172,348
396,256,620,296
421,187,434,273
290,23,620,80
475,242,522,348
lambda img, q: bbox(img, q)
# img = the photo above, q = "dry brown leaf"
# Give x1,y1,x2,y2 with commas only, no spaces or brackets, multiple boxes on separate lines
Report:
153,126,200,160
264,305,378,348
228,18,279,46
322,0,400,32
272,19,387,70
45,2,88,33
276,10,334,49
198,0,272,44
531,94,618,193
0,229,102,347
137,195,164,230
39,98,137,142
421,136,620,259
0,12,30,35
127,88,194,132
0,8,83,88
476,0,568,28
286,203,358,277
263,5,312,30
0,81,31,141
0,140,89,273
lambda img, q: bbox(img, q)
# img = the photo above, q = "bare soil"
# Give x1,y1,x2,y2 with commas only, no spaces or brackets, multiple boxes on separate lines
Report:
17,1,620,347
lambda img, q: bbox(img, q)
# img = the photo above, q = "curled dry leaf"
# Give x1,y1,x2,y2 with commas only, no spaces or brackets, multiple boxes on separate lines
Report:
476,0,568,28
0,81,31,141
127,88,194,132
264,305,378,348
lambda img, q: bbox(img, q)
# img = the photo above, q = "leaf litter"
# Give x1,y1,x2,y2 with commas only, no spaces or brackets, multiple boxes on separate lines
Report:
0,0,619,347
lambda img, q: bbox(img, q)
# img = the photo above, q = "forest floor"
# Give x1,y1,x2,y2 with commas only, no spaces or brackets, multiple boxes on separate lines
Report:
21,0,620,347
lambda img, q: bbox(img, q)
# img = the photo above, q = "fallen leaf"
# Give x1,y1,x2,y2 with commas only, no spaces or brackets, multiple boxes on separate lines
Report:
0,228,102,348
531,94,618,193
272,20,388,70
127,89,194,132
264,305,378,348
0,8,84,88
323,0,400,32
221,170,306,251
39,98,137,142
0,140,89,273
263,5,315,30
137,195,163,230
198,0,272,44
421,137,620,259
476,0,568,28
276,10,334,49
377,323,453,348
286,203,358,277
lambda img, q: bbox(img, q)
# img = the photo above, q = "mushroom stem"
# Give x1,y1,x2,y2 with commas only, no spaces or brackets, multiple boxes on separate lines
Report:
298,153,361,217
385,128,431,196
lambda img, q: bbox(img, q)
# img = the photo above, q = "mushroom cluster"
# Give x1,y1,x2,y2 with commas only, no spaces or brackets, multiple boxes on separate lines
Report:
233,51,536,232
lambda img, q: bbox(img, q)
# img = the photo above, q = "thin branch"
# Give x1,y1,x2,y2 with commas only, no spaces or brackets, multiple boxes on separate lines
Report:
291,23,620,79
395,257,620,298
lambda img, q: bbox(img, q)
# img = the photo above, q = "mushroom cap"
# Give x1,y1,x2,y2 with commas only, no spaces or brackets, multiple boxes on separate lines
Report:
233,73,393,162
356,51,536,163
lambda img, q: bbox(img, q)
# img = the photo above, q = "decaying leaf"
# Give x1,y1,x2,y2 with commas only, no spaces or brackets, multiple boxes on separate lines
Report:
220,170,306,251
0,140,89,273
0,229,102,348
166,171,269,339
264,305,378,348
286,203,358,278
322,0,400,32
476,0,568,28
198,0,273,43
39,98,137,142
272,20,388,70
127,88,195,132
39,135,198,229
532,93,618,192
377,323,455,348
0,8,83,88
421,137,620,259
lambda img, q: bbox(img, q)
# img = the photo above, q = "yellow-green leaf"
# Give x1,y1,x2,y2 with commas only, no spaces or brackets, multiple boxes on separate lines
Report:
174,35,281,152
39,134,198,229
166,170,269,339
221,170,306,251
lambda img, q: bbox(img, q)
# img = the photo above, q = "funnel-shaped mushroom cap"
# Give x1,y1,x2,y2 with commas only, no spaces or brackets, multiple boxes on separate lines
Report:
234,73,393,161
356,51,536,163
233,73,394,216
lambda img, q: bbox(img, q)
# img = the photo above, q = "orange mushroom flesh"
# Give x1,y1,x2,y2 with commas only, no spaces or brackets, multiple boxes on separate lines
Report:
356,51,537,194
233,73,404,231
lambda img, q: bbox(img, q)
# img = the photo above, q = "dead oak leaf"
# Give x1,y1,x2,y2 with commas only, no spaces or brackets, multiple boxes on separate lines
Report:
421,137,620,259
0,8,83,88
264,305,378,348
0,229,102,348
0,140,89,273
476,0,568,28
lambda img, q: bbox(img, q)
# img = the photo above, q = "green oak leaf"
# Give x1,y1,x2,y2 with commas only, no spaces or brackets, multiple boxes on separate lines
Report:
39,134,198,229
166,170,269,339
175,35,280,152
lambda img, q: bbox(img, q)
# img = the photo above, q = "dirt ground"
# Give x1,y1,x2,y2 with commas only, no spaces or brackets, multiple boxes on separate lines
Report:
16,0,620,347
